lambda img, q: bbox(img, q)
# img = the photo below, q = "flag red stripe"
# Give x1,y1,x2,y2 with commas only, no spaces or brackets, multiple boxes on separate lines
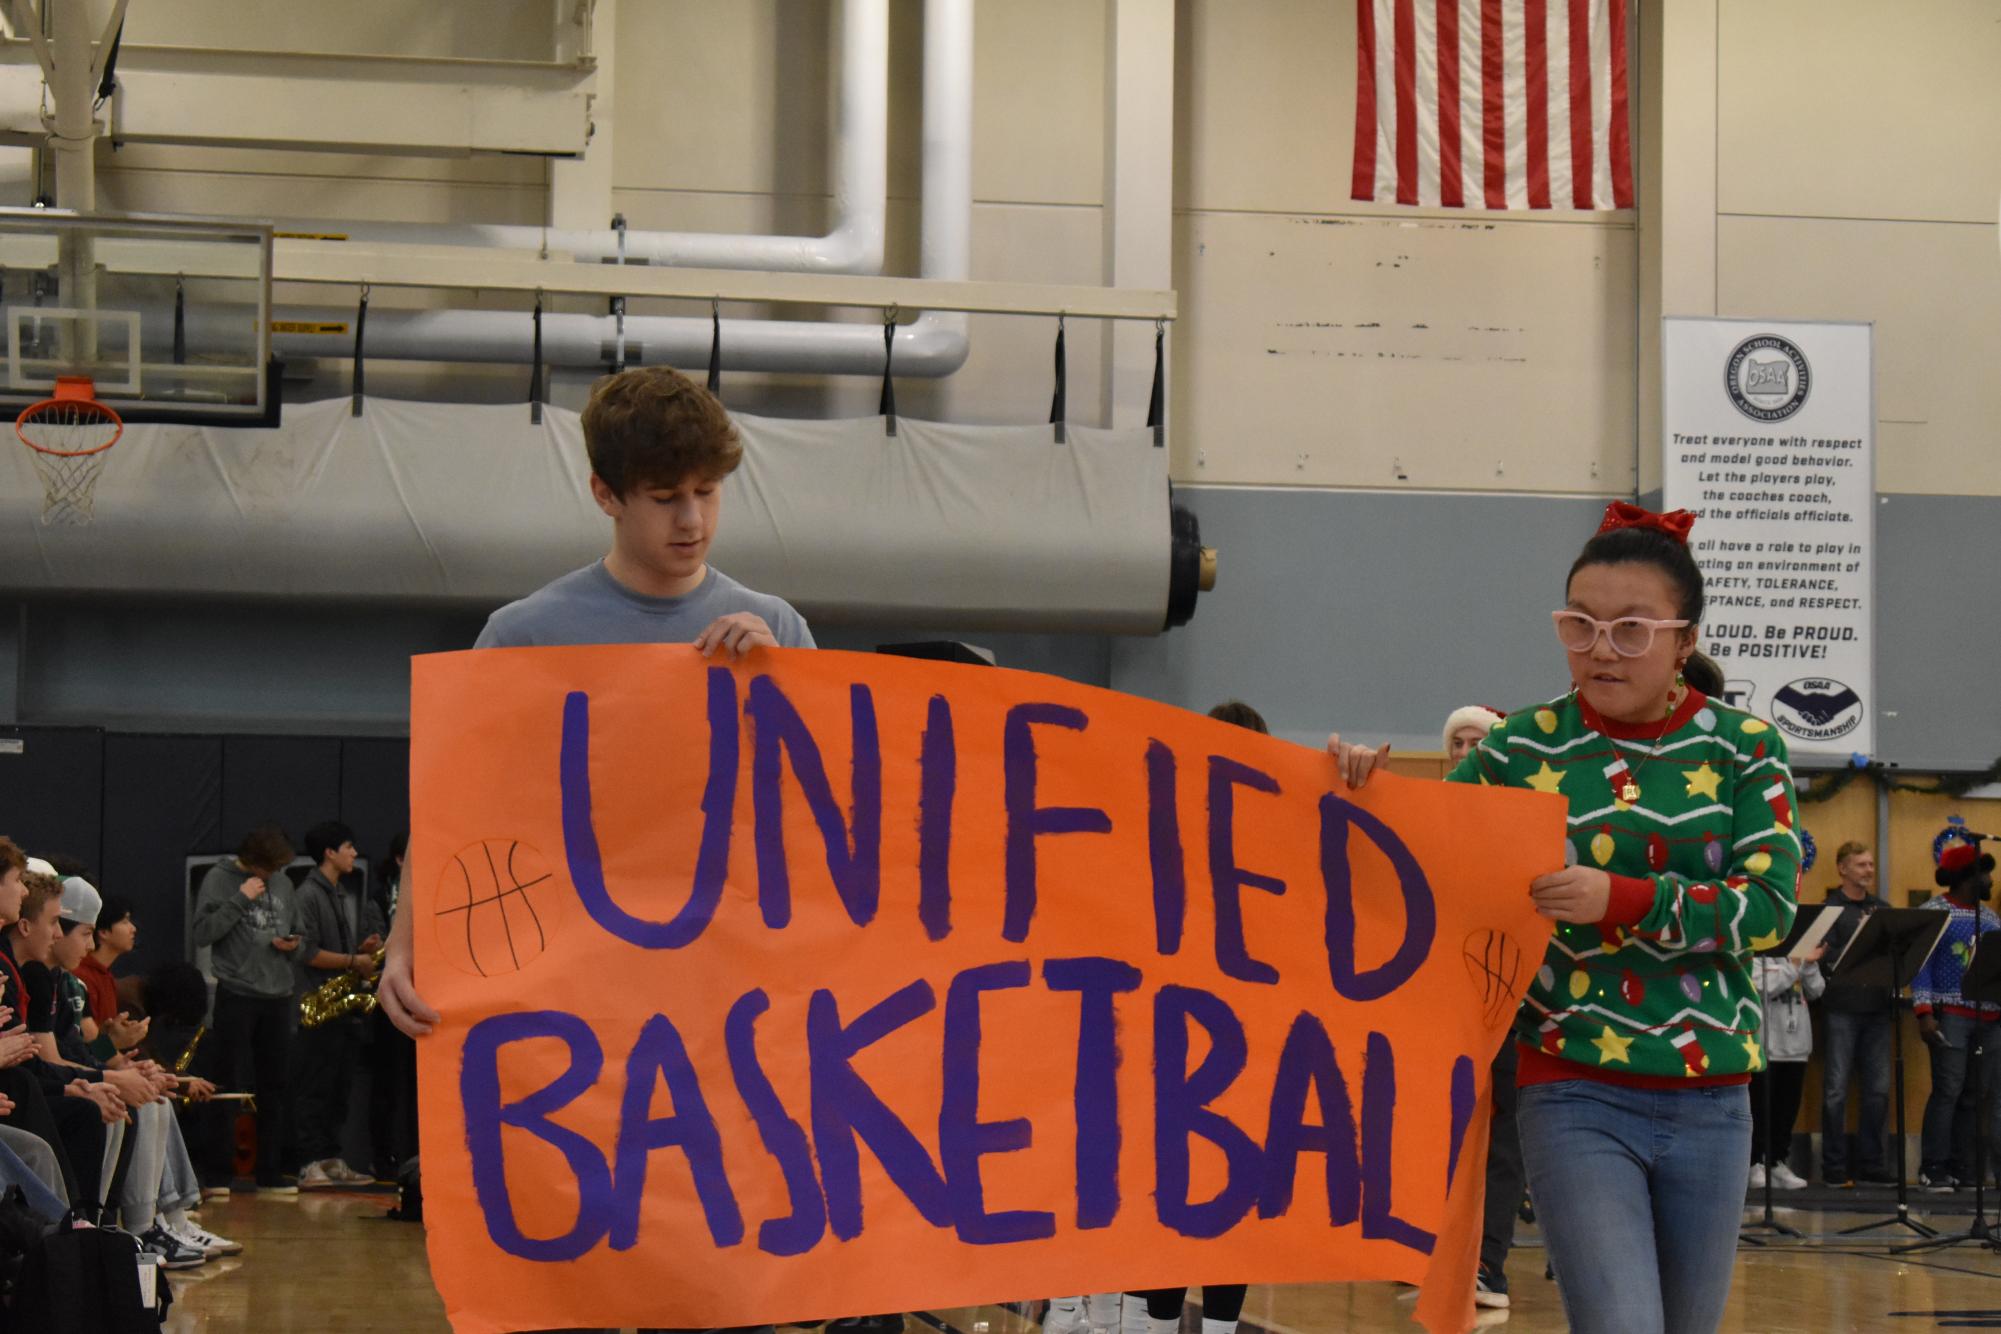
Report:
1524,0,1550,208
1480,0,1505,207
1437,0,1463,207
1394,0,1419,205
1608,0,1634,207
1568,0,1593,207
1352,0,1379,200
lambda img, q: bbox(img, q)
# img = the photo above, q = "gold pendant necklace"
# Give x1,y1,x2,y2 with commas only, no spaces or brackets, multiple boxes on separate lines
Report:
1614,686,1683,805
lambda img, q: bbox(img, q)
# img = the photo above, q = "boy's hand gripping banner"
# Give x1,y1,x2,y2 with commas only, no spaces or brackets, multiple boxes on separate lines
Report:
411,648,1562,1334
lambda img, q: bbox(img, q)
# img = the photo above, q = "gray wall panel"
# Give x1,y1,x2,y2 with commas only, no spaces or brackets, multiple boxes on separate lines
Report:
1113,487,2001,772
1874,495,2001,770
9,491,1992,773
1112,488,1614,752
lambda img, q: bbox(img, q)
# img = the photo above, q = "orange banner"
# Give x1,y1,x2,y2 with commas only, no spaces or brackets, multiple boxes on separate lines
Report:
411,647,1562,1334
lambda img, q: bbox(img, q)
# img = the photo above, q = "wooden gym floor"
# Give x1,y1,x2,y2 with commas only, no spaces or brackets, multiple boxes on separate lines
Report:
166,1190,2001,1333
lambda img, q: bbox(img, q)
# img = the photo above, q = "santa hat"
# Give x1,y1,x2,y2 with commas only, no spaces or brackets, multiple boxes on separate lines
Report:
1441,705,1507,753
1936,840,1996,888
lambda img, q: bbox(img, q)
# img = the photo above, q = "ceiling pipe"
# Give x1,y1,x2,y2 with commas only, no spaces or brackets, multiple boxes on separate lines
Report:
256,0,971,376
266,0,889,275
241,301,965,375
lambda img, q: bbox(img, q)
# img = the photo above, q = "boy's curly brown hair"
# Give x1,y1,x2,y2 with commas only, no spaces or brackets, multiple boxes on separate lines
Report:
582,366,742,497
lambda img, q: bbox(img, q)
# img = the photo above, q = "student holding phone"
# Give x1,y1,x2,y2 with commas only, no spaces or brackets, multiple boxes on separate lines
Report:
191,823,304,1194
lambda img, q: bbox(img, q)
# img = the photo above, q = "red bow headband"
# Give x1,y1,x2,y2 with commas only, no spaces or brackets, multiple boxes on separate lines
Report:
1598,501,1697,545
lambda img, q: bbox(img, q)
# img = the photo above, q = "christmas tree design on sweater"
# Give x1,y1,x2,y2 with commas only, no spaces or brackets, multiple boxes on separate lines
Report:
1449,689,1800,1082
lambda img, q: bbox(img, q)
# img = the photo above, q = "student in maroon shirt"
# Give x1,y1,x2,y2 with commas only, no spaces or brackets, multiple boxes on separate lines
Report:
74,893,134,1030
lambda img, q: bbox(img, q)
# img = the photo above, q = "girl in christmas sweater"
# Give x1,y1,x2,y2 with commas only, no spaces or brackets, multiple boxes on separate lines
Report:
1330,504,1800,1334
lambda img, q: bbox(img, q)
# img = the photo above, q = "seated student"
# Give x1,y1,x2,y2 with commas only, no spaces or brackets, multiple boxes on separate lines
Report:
48,877,238,1261
19,873,209,1268
0,845,91,1208
75,891,142,1044
0,1120,68,1221
2,864,123,1214
292,820,384,1189
191,824,303,1194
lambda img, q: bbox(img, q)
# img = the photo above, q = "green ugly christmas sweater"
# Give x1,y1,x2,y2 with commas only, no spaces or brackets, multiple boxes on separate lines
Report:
1448,689,1800,1087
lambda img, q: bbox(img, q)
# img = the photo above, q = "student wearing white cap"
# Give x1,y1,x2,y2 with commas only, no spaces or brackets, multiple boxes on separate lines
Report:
44,873,241,1265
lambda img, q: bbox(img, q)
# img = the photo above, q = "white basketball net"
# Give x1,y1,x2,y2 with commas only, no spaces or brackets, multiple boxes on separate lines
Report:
18,400,121,525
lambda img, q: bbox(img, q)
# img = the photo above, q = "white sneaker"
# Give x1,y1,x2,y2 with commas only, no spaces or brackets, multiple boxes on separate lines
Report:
138,1223,208,1270
1474,1269,1511,1309
1044,1301,1085,1334
1748,1163,1766,1189
170,1220,244,1257
299,1161,335,1189
1771,1163,1809,1190
322,1158,374,1185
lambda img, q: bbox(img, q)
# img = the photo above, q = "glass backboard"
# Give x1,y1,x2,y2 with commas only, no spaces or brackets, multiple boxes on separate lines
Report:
0,208,276,425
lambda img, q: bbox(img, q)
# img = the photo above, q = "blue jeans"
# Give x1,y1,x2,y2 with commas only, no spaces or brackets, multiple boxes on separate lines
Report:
1920,1013,2001,1175
1820,1008,1892,1177
1518,1080,1751,1334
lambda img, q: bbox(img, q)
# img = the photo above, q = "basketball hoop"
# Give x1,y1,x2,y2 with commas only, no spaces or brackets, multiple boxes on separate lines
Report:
16,376,121,524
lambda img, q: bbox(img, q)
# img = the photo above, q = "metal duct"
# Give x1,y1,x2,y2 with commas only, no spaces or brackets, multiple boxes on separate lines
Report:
239,303,969,376
249,0,972,376
0,398,1198,635
280,0,893,273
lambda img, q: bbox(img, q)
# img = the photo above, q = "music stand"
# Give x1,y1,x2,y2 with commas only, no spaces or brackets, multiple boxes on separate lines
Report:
1830,907,1952,1239
1893,930,2001,1254
1742,905,1833,1245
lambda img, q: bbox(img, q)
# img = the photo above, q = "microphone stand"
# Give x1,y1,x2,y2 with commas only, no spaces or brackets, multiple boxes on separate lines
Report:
1834,908,1952,1240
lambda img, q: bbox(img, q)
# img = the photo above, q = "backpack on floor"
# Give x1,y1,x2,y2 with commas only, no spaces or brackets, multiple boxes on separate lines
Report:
0,1185,43,1305
10,1222,166,1333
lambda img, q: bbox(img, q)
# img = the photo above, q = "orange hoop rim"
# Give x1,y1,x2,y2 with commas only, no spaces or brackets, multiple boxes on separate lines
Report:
15,376,124,458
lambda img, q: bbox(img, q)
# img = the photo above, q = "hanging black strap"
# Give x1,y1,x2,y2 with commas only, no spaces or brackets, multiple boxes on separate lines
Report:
528,290,544,425
707,298,722,399
878,307,897,436
1146,318,1166,447
1049,315,1069,444
172,274,187,365
350,285,369,417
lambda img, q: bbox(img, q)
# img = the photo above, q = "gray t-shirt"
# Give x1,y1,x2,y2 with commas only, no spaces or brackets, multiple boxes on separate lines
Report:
475,560,815,650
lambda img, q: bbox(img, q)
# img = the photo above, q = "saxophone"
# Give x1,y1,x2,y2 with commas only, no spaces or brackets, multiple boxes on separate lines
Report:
174,1025,205,1075
299,949,387,1029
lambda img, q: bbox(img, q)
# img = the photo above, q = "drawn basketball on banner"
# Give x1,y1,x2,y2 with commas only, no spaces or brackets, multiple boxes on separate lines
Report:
434,838,565,977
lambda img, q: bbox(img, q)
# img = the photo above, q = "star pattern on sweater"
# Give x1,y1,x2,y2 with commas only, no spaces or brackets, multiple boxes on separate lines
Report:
1526,761,1565,795
1591,1025,1634,1065
1684,763,1722,800
1742,1034,1762,1069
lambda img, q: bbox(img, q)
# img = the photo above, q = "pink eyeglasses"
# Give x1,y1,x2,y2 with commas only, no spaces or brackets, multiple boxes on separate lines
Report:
1551,610,1690,657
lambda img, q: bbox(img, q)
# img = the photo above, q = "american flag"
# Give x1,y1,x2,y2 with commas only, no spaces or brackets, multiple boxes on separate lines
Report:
1352,0,1633,211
